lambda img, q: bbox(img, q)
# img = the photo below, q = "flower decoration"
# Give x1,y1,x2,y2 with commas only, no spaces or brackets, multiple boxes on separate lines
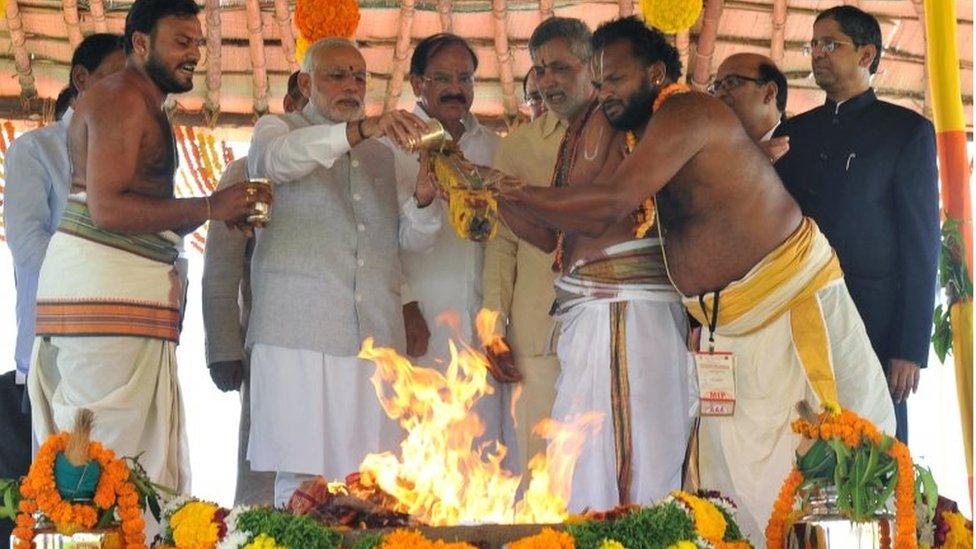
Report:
378,528,476,548
13,432,147,549
766,405,928,549
639,0,703,34
509,527,576,549
293,0,360,64
170,500,221,547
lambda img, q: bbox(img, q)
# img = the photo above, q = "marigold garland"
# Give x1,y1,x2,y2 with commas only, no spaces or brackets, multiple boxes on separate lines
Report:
294,0,360,43
379,528,477,549
766,408,918,549
639,0,702,33
14,433,146,549
509,527,575,549
626,83,691,238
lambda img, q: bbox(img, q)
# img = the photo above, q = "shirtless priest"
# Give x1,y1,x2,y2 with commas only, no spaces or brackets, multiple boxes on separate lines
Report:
496,17,895,543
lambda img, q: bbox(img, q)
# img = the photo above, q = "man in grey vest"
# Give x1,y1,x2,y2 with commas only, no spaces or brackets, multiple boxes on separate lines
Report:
245,38,441,506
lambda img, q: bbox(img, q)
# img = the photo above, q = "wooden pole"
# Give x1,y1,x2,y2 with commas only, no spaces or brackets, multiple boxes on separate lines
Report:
245,0,270,115
384,0,416,112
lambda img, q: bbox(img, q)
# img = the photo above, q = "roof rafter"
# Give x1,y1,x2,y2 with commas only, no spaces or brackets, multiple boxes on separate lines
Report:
770,0,786,64
492,0,518,118
273,0,300,73
89,0,109,33
244,0,269,115
61,0,83,49
384,0,416,112
690,0,724,89
438,0,453,32
539,0,554,19
203,0,222,126
5,0,37,101
618,0,634,17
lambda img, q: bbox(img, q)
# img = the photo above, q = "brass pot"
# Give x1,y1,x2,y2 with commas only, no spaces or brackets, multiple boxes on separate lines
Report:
12,527,123,549
787,486,893,549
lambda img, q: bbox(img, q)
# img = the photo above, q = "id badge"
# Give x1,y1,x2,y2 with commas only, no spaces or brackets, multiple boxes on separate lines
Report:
694,351,735,416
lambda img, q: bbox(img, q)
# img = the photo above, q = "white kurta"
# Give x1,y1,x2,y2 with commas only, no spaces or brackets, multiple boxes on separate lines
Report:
389,105,504,442
247,344,400,478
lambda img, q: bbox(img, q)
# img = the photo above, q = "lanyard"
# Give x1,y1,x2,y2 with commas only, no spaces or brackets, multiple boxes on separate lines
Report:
698,290,721,353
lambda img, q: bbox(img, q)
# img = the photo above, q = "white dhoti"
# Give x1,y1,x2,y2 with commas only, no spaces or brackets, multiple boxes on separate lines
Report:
553,240,693,512
247,344,402,503
28,197,190,492
29,336,190,492
686,218,896,546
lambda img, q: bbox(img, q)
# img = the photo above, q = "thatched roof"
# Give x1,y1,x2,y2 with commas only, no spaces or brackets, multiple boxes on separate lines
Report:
1,0,972,131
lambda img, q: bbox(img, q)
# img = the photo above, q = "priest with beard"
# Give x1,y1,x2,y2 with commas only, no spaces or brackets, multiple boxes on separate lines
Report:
28,0,262,491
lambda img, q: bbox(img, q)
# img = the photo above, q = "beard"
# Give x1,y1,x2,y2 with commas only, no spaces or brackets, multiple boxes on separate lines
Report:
145,52,192,94
604,81,656,131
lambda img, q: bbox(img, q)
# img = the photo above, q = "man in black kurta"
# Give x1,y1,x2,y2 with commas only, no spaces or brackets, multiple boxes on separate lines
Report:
775,5,939,442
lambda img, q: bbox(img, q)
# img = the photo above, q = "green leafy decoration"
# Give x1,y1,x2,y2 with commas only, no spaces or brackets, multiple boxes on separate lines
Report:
236,507,341,548
932,218,973,362
349,532,383,549
567,503,697,549
0,478,22,521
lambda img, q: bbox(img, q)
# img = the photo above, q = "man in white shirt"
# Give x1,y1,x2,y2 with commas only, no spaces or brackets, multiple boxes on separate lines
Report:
245,37,441,506
4,34,125,385
393,34,504,443
710,53,790,162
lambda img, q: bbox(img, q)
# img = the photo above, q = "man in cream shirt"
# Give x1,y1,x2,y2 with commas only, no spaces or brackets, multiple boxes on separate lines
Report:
246,38,441,506
391,33,503,443
483,18,598,476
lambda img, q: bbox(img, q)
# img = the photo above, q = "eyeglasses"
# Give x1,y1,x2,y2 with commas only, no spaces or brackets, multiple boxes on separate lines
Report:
802,38,856,56
524,92,543,105
706,74,766,95
321,68,370,85
423,72,475,86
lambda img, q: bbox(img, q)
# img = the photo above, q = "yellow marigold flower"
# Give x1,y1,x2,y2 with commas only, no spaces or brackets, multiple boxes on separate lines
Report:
599,539,627,549
170,501,220,547
665,542,697,549
244,533,285,549
510,528,575,549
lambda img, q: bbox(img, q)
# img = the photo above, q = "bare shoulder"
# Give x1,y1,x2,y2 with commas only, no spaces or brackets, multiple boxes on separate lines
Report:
76,71,151,122
660,92,736,123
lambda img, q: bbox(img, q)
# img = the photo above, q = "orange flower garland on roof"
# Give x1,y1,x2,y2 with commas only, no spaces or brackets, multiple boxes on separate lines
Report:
293,0,360,64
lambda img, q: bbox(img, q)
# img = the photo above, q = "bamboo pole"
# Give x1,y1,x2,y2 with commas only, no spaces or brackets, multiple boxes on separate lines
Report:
203,0,222,126
273,0,300,72
619,0,634,17
5,0,37,101
384,0,416,112
676,31,690,83
62,0,84,49
492,0,518,118
89,0,109,34
770,0,786,65
245,0,270,115
690,0,724,90
539,0,554,19
909,0,931,117
438,0,453,32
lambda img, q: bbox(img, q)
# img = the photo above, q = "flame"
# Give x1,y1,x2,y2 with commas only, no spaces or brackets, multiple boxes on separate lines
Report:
357,309,601,526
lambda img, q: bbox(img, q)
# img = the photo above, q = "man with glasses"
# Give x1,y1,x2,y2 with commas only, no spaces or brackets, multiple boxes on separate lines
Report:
486,17,692,511
245,38,441,506
710,53,790,162
393,33,504,445
774,6,940,443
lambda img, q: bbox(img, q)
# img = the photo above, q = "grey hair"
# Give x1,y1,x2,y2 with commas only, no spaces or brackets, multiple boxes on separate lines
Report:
301,37,359,73
528,17,593,64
